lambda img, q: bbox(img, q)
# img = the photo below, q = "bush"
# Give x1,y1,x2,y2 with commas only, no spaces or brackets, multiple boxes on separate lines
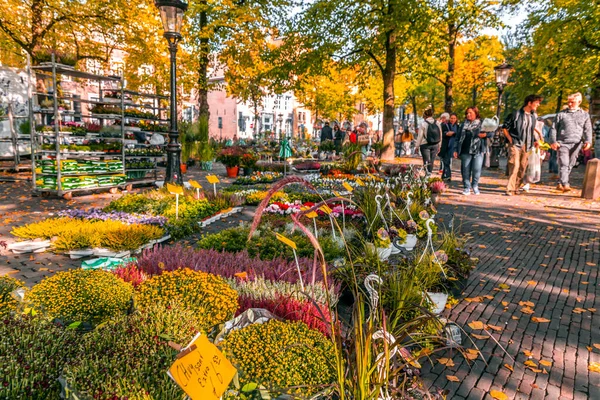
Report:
26,269,133,324
136,269,238,331
197,227,345,261
62,305,199,400
0,276,25,317
131,245,328,285
0,315,80,399
12,218,165,251
220,320,336,397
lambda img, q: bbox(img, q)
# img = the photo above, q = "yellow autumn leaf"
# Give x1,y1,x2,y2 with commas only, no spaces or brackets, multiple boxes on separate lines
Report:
472,334,488,340
486,324,502,332
469,321,485,330
490,390,508,400
504,363,514,372
593,344,600,350
527,280,537,285
446,375,460,382
525,360,538,367
539,360,552,367
523,350,533,357
521,307,535,314
501,301,509,307
498,283,510,290
519,301,535,307
532,317,551,323
589,362,600,373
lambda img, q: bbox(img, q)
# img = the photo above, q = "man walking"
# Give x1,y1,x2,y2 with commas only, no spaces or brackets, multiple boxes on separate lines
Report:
440,113,459,181
502,94,543,196
415,108,442,175
550,92,593,192
320,121,333,143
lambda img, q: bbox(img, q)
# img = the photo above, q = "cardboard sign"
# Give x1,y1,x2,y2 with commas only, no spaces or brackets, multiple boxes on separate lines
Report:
343,182,354,192
168,334,237,400
275,232,297,250
206,175,220,184
166,183,184,195
189,180,203,189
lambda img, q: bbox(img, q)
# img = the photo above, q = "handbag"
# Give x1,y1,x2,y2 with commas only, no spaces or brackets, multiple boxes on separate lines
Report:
481,116,499,133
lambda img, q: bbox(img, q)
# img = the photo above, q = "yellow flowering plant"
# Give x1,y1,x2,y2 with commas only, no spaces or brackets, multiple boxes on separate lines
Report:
0,276,25,318
26,269,134,325
135,268,238,331
221,319,336,398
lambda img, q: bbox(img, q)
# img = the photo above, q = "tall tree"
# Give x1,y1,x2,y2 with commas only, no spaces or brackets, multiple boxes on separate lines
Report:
292,0,433,160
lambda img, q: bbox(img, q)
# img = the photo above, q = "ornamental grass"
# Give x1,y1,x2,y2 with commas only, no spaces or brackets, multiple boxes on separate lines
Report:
11,217,165,251
221,319,336,397
0,275,25,318
135,268,238,331
62,304,199,400
26,269,134,325
0,315,80,399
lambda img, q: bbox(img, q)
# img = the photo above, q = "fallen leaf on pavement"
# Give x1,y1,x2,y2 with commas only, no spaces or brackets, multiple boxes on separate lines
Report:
525,360,538,367
589,362,600,373
469,321,485,330
519,301,534,307
438,358,455,367
501,301,509,307
446,375,460,382
573,308,587,314
497,283,510,290
472,334,488,340
532,317,550,323
593,344,600,350
539,360,552,367
504,364,514,372
521,307,535,314
465,297,484,303
490,390,508,400
523,350,533,357
486,324,502,332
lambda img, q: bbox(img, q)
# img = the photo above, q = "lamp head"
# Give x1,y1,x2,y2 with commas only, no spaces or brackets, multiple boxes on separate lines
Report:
154,0,188,38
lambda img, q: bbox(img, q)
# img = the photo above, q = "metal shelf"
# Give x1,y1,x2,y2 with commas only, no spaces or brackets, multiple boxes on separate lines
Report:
37,172,124,176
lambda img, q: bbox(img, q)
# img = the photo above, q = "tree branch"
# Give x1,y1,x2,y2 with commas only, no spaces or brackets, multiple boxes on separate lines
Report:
365,49,384,75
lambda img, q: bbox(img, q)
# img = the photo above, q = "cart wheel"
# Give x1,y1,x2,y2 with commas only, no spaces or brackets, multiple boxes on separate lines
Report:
109,187,119,194
126,184,133,192
62,192,73,200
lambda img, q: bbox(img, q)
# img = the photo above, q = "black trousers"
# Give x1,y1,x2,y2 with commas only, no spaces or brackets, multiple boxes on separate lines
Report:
420,143,438,174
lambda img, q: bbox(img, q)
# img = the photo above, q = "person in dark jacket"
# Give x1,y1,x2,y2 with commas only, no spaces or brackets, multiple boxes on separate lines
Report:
549,92,593,192
502,94,543,196
320,121,333,142
333,123,345,151
453,106,492,195
440,113,459,181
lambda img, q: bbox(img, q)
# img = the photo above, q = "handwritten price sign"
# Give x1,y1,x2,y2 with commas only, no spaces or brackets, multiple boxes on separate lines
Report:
168,334,237,400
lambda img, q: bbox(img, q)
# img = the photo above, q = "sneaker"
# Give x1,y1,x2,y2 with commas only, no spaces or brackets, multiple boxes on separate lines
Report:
462,189,471,196
563,185,571,193
521,183,530,192
504,191,513,196
556,183,564,191
473,187,480,195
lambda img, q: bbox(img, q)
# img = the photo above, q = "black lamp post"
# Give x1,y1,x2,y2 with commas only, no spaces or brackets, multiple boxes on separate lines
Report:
155,0,188,185
494,62,512,118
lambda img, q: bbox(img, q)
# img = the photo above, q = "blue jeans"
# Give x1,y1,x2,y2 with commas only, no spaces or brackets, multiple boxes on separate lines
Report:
442,152,453,180
460,153,483,190
548,149,558,173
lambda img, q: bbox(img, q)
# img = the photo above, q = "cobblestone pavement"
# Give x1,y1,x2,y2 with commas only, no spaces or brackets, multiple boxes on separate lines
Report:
421,157,600,399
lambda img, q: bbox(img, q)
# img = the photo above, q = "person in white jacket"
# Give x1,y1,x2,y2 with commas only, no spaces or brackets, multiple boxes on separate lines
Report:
415,108,443,175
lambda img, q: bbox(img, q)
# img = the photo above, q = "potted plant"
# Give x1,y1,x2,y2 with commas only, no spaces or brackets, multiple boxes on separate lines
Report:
374,227,392,261
240,151,259,176
217,146,244,178
398,220,418,251
428,178,446,205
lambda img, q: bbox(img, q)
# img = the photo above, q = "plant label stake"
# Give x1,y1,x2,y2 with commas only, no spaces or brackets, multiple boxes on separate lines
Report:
206,175,219,196
304,207,319,238
166,183,184,220
319,205,336,239
418,218,447,279
188,180,203,199
275,232,304,291
333,190,346,231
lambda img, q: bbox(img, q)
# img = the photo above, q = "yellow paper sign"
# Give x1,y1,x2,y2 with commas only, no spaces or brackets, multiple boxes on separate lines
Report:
168,334,237,400
355,178,365,187
319,205,333,215
305,211,319,219
275,232,297,250
343,182,354,192
206,175,220,184
333,190,341,197
166,183,184,195
188,180,203,189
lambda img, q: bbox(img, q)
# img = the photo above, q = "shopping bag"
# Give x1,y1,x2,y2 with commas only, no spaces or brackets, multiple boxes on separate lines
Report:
526,148,541,183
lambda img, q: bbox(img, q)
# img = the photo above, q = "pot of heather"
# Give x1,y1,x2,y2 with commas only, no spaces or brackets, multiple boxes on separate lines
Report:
217,146,244,178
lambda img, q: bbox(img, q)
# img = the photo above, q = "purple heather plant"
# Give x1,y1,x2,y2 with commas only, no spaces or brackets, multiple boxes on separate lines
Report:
134,244,333,287
58,208,167,226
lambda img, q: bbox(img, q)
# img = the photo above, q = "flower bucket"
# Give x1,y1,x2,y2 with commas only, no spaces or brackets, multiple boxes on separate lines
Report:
377,246,392,261
226,165,239,178
426,292,449,315
399,234,418,251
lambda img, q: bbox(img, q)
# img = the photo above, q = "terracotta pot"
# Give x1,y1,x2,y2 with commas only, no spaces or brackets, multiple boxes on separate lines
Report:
226,165,239,178
180,164,187,174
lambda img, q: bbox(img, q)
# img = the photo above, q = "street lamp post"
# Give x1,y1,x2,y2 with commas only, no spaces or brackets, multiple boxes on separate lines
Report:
154,0,188,185
489,62,513,169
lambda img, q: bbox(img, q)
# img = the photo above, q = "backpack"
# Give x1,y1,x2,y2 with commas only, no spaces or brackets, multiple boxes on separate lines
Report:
425,121,441,144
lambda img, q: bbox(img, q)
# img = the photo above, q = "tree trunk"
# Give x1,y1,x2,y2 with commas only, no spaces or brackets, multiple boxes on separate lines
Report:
412,95,418,136
381,28,397,161
253,101,259,139
444,0,456,113
197,11,210,124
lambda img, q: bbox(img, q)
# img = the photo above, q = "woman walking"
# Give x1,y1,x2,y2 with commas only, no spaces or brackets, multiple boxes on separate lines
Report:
453,107,493,195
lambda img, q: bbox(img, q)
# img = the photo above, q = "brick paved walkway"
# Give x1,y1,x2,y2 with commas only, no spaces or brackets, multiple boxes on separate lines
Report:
422,158,600,399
